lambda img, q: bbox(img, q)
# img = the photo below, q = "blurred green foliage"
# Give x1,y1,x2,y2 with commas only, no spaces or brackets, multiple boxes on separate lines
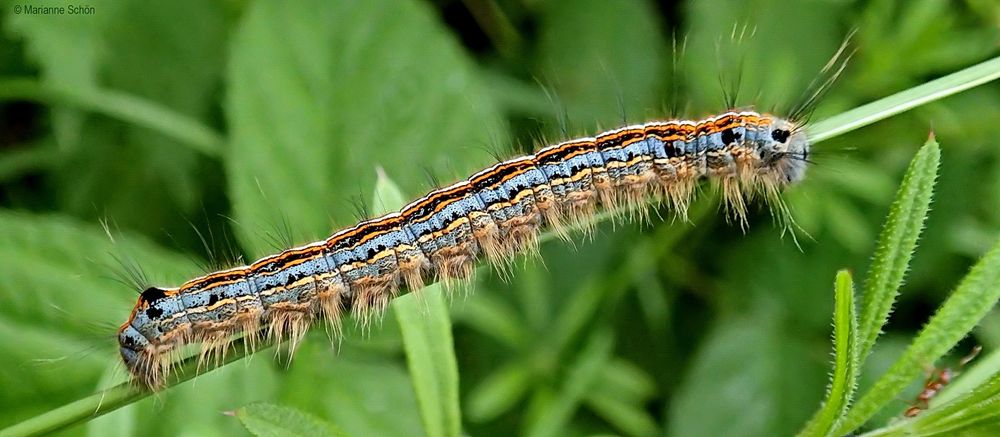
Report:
0,0,998,435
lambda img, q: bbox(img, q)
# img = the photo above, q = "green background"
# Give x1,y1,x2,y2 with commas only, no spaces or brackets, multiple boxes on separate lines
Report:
0,0,998,435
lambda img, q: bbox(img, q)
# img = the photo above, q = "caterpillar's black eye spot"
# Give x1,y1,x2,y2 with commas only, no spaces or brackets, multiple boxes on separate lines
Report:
140,287,167,304
771,129,790,143
720,129,741,145
145,306,163,319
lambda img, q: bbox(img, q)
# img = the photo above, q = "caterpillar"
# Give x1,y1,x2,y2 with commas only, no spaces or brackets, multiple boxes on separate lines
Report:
118,110,810,389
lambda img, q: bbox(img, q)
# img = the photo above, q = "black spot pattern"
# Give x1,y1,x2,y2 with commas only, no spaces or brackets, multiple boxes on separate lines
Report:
140,287,167,304
721,129,741,145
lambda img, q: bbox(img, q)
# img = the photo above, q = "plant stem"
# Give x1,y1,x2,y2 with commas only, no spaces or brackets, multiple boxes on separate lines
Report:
0,341,263,437
806,56,1000,142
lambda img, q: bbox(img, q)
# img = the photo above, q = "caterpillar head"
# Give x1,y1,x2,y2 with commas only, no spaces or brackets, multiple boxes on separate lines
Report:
762,118,810,184
118,286,178,388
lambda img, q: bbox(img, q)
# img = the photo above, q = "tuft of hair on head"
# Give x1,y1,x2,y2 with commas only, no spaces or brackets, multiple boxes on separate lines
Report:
787,29,857,125
107,252,152,295
99,217,155,294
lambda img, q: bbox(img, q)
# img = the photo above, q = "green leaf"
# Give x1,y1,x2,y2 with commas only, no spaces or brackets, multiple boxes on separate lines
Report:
524,329,614,437
669,303,826,437
235,403,346,437
154,358,280,436
371,168,409,214
798,270,859,437
584,391,659,437
276,346,423,437
857,136,941,361
593,358,657,404
836,236,1000,434
466,361,533,422
226,0,505,257
374,172,461,437
584,359,659,436
1,0,229,237
452,289,527,349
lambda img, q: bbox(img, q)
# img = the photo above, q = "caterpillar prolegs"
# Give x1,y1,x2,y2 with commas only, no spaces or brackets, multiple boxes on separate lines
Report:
118,111,810,389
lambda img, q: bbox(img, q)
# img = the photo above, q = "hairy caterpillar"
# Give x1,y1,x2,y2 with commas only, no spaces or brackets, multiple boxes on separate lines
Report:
118,111,811,389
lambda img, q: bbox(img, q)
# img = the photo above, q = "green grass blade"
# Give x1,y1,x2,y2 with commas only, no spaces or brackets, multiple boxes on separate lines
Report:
393,290,462,437
374,170,462,437
232,403,347,437
0,342,254,437
807,56,1000,143
835,236,1000,435
0,78,224,157
525,329,615,437
466,361,534,422
0,384,142,437
857,136,941,361
798,270,859,437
